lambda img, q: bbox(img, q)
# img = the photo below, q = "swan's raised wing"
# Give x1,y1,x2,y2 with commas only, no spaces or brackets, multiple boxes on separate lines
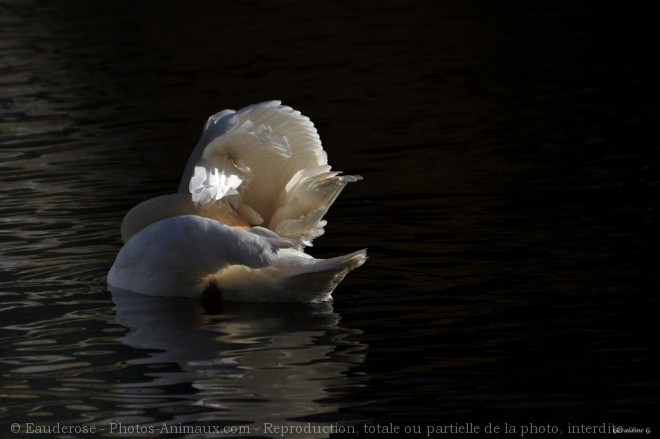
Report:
108,215,295,297
179,101,327,221
177,101,360,247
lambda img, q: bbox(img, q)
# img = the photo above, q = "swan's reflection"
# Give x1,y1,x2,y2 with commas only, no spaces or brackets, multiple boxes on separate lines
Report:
110,291,367,437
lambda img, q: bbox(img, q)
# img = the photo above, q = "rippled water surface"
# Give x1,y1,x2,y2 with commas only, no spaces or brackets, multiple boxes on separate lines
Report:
1,0,657,437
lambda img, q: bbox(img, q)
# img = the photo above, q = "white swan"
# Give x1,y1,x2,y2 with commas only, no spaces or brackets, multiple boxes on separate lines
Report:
108,101,366,302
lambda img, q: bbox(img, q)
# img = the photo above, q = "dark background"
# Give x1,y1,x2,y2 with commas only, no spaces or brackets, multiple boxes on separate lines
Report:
1,0,658,434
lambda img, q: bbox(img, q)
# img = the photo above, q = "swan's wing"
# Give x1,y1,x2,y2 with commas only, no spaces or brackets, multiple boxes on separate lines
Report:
177,109,240,194
270,166,362,246
182,101,328,222
108,215,295,297
212,248,368,303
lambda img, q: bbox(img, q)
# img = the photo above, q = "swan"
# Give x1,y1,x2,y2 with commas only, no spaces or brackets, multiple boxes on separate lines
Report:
108,101,366,302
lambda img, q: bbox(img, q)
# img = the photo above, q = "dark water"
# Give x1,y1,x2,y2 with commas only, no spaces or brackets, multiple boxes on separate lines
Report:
1,0,657,437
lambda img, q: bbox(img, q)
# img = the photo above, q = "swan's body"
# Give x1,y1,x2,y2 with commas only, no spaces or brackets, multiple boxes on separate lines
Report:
108,101,366,303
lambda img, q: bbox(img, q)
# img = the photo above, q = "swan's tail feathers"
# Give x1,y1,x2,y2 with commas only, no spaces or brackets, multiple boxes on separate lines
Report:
267,249,368,303
295,249,368,276
214,249,367,303
271,167,362,246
